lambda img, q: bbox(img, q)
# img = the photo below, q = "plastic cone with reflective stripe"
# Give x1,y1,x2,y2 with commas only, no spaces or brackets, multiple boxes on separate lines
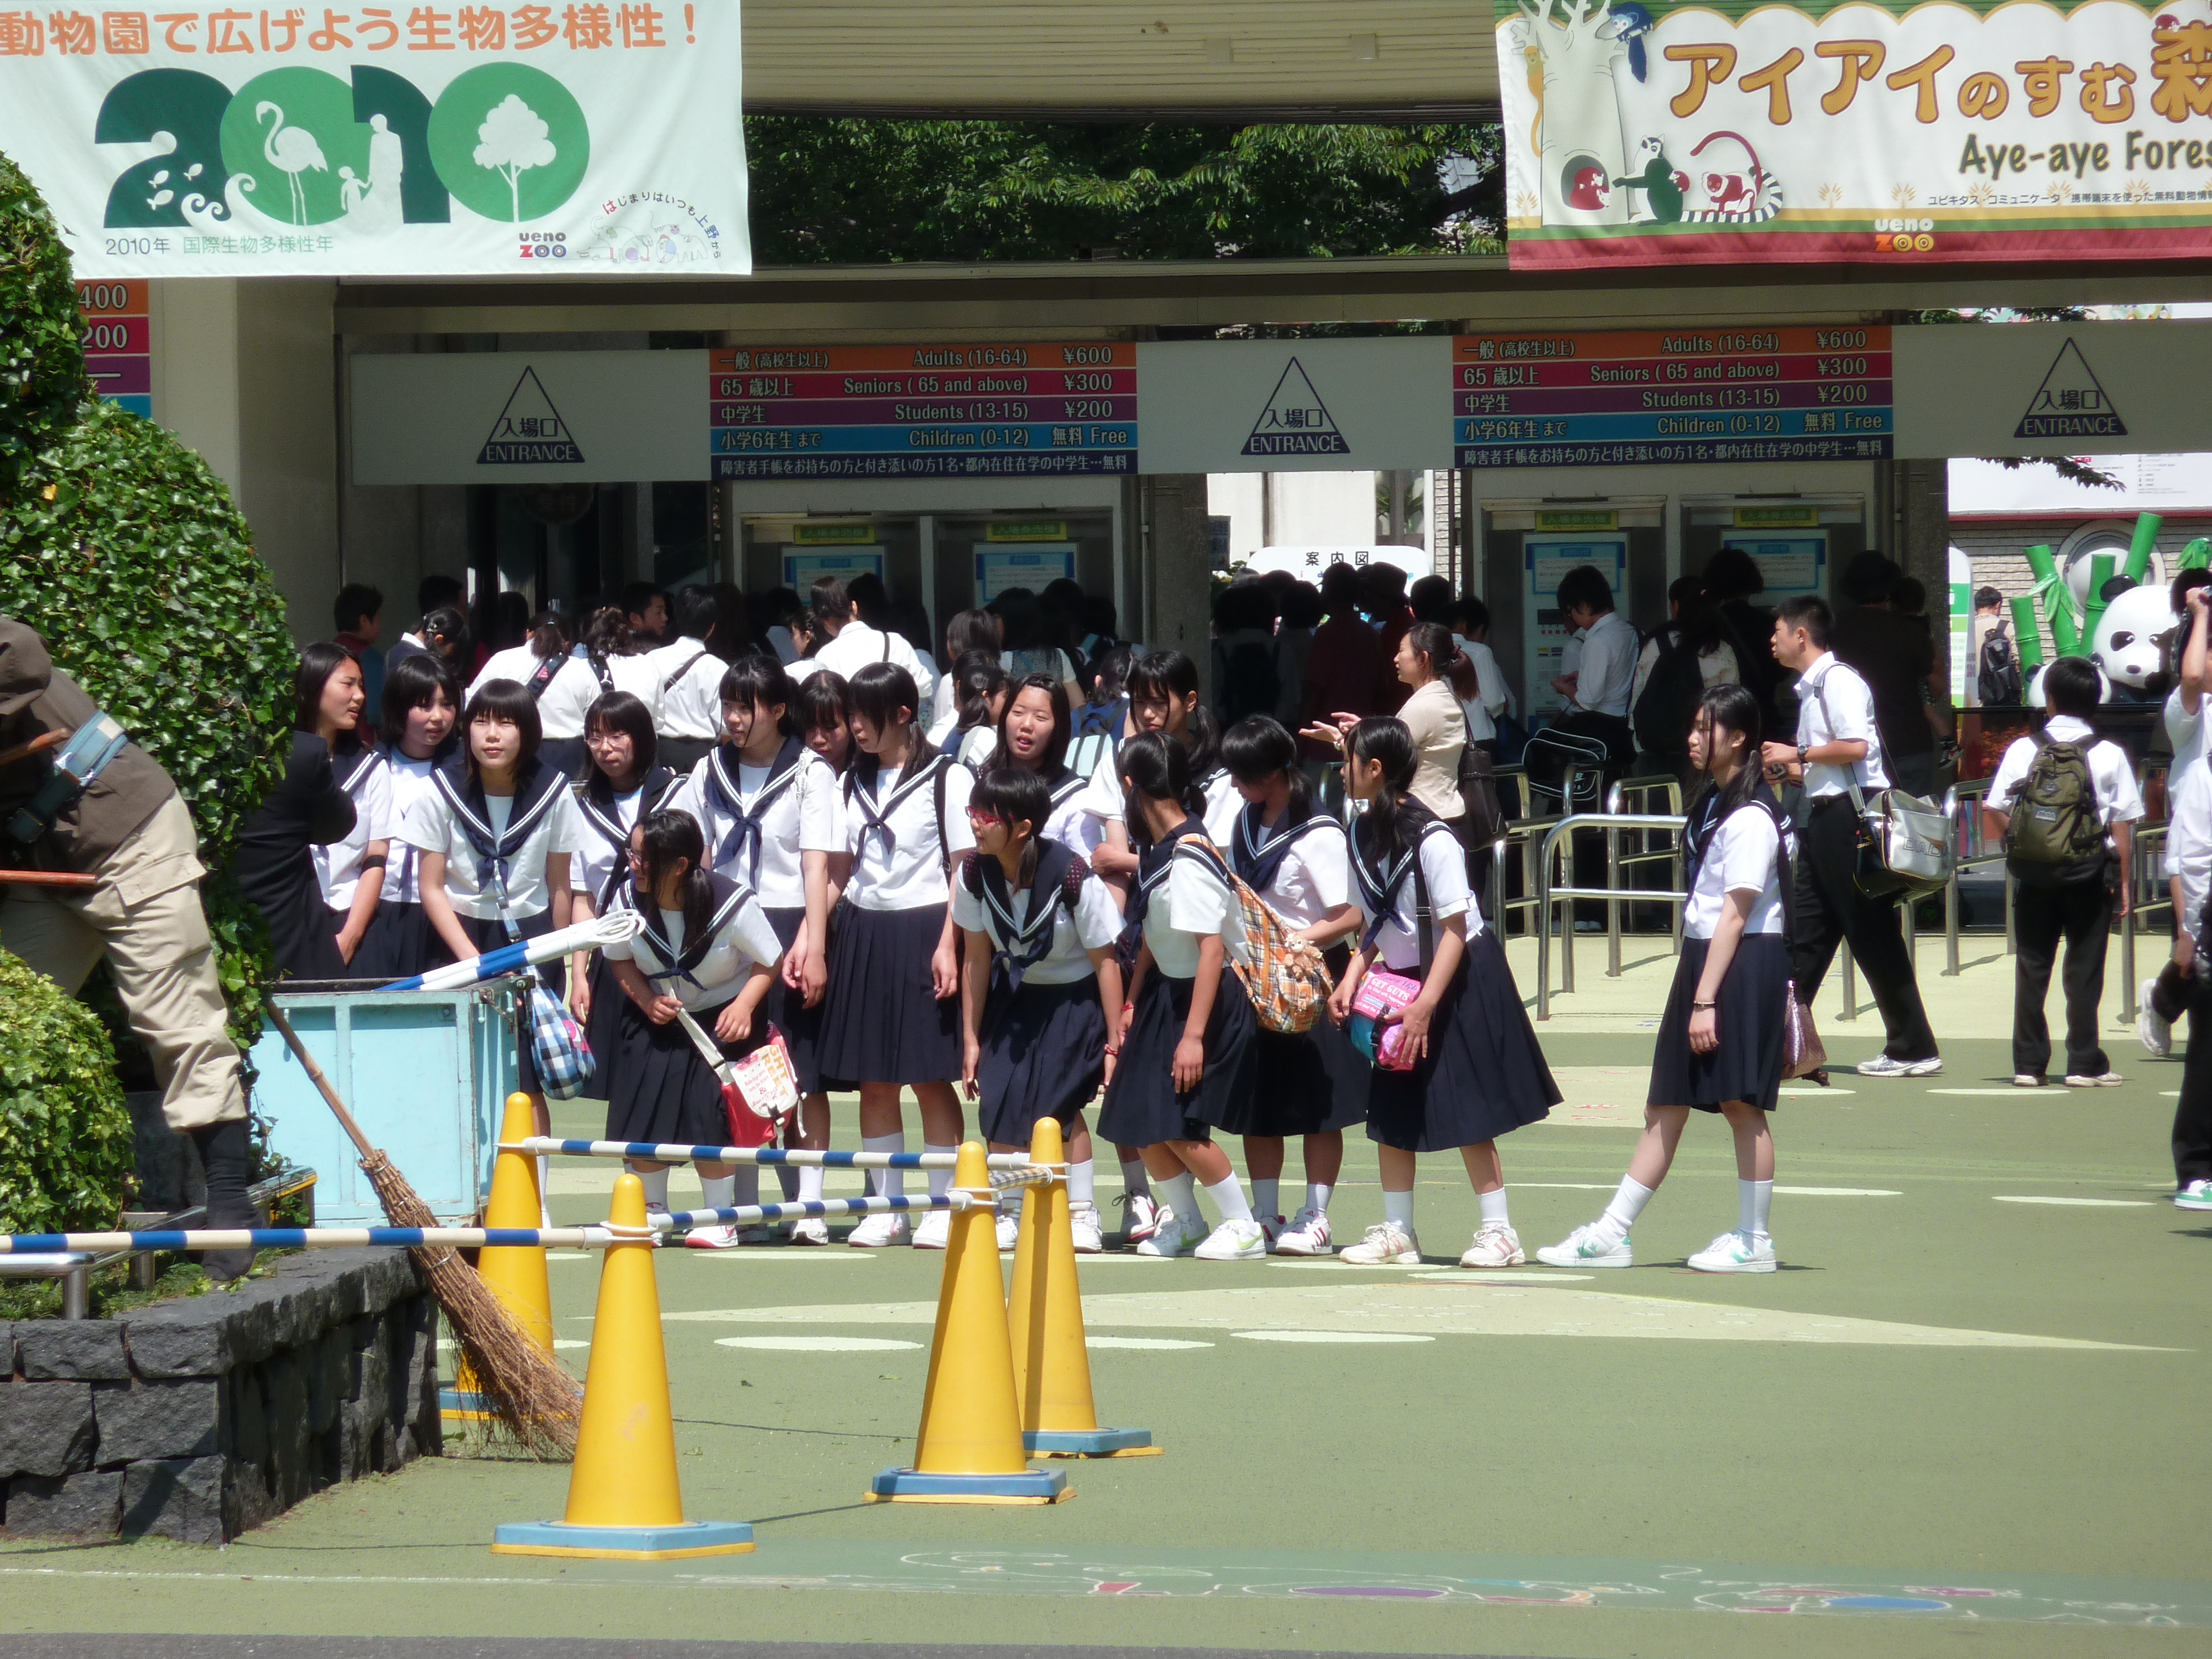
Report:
867,1141,1068,1504
445,1092,553,1425
492,1172,754,1558
1008,1118,1157,1458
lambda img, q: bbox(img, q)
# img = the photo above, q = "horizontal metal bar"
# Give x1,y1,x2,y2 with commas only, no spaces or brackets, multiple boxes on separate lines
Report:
512,1138,1029,1169
1546,887,1690,902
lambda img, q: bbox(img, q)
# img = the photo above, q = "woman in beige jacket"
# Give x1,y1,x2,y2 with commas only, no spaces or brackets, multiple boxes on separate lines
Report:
1393,622,1477,826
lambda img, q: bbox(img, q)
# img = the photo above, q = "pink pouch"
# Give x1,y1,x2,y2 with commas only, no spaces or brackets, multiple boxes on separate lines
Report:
1348,968,1424,1072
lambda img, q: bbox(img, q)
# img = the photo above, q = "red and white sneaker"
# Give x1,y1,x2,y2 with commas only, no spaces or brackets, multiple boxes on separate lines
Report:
1117,1191,1161,1246
1258,1213,1286,1250
684,1224,743,1250
1272,1208,1333,1256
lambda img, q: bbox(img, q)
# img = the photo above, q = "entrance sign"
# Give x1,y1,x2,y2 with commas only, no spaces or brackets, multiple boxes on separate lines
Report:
0,1,748,278
709,344,1137,480
1893,322,2212,458
1454,328,1893,468
1140,337,1450,474
1500,0,2209,269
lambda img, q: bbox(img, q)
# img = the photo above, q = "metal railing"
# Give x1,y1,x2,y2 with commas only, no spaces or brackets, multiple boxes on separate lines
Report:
1942,776,2011,975
2119,821,2172,1024
1604,777,1688,972
1533,812,1691,1019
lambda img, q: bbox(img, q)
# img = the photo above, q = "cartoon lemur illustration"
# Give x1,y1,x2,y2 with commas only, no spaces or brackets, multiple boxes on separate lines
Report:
1679,131,1786,223
1613,136,1684,224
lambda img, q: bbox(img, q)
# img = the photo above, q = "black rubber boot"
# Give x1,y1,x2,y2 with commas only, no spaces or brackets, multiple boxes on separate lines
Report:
187,1119,257,1282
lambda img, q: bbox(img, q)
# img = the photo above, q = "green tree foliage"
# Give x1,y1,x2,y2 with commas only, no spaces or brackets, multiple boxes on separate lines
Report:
747,119,1503,263
0,151,87,488
0,948,132,1236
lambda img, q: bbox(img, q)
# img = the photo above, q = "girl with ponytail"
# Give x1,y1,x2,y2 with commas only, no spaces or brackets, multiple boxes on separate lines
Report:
1327,717,1559,1267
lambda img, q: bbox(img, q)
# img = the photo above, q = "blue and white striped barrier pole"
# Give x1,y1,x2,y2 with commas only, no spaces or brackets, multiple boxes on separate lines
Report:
376,912,647,993
510,1136,1037,1171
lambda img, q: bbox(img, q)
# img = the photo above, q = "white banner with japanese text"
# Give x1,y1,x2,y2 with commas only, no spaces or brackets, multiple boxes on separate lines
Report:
0,0,747,276
1501,0,2211,268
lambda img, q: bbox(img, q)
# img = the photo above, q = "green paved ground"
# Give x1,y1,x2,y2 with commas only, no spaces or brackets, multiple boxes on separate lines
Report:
4,951,2206,1658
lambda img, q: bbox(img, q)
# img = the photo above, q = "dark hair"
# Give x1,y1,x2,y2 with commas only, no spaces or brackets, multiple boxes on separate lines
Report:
846,571,891,627
1892,576,1927,616
633,808,715,942
1087,643,1134,703
1841,552,1901,607
1279,581,1325,630
969,766,1051,888
1125,649,1220,776
583,606,635,662
1555,565,1615,617
1404,620,1481,702
950,649,1009,733
1665,577,1725,656
462,680,543,782
1686,684,1765,830
1118,729,1204,846
416,573,463,615
1359,562,1408,607
1453,596,1491,637
749,585,802,641
708,582,753,660
1212,580,1276,635
422,603,472,661
1319,562,1363,608
1668,574,1704,612
794,670,852,770
719,654,794,735
847,660,922,736
989,587,1047,652
808,575,853,624
294,641,364,753
1221,714,1311,816
670,586,717,643
1775,594,1832,648
1407,574,1454,624
993,672,1072,777
2043,655,2103,718
483,591,531,654
1702,547,1766,599
583,691,658,801
1082,594,1118,640
2174,568,2212,614
621,581,668,623
1975,584,2007,613
1040,578,1087,649
528,607,572,661
1345,716,1425,863
944,607,1001,662
893,600,935,659
333,582,382,633
379,653,461,751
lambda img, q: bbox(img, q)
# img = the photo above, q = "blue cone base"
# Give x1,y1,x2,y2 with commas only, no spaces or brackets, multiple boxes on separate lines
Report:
1026,1426,1159,1458
866,1465,1070,1504
491,1519,755,1559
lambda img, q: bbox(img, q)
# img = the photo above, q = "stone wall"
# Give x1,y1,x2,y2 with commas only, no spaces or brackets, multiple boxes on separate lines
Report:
0,1249,439,1543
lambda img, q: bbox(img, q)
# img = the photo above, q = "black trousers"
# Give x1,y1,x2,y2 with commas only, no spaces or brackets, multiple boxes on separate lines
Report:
2011,875,2112,1079
2176,962,2212,1185
1790,796,1938,1062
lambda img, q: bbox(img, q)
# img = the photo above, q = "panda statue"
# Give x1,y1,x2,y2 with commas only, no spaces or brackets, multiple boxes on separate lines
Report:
2089,577,2179,706
2025,660,2112,709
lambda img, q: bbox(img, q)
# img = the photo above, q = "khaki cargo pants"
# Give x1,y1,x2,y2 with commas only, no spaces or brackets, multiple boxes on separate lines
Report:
0,795,246,1130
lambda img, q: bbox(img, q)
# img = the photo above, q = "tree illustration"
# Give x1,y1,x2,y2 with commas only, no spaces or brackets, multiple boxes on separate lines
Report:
1512,0,1631,227
473,92,556,221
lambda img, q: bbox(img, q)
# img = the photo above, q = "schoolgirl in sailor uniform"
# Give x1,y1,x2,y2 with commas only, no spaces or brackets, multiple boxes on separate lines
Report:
955,766,1125,1253
817,661,977,1249
566,691,680,1103
356,654,460,981
295,643,392,979
1097,731,1266,1262
1540,685,1787,1275
598,808,785,1250
401,679,587,1113
671,654,849,1241
1217,715,1366,1255
992,673,1099,858
1326,716,1558,1269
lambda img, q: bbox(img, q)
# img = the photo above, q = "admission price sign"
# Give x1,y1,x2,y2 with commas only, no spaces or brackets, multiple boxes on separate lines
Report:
709,344,1138,479
1452,327,1892,469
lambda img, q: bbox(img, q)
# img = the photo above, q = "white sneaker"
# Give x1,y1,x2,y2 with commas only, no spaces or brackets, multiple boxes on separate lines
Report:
994,1211,1021,1251
1536,1221,1632,1268
1688,1230,1777,1274
911,1208,953,1250
1459,1221,1527,1269
1338,1222,1420,1265
847,1211,909,1249
1193,1218,1267,1261
1272,1208,1333,1256
2013,1073,2044,1088
2174,1179,2212,1212
2063,1071,2125,1088
2139,979,2174,1058
1117,1191,1160,1245
684,1223,742,1250
1133,1206,1202,1258
787,1216,830,1246
736,1223,778,1245
644,1207,675,1246
1857,1054,1941,1078
1069,1199,1104,1254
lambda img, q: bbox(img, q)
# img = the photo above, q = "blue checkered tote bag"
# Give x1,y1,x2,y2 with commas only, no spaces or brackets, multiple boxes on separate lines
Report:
527,983,595,1100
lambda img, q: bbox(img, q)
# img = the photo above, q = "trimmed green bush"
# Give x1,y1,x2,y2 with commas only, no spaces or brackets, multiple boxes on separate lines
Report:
0,949,132,1236
0,150,87,489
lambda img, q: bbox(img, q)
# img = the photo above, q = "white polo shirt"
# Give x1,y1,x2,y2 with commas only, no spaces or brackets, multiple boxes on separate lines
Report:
2166,760,2212,940
641,639,726,740
1792,653,1890,796
467,646,601,740
1568,611,1637,719
813,619,929,692
1988,715,2146,836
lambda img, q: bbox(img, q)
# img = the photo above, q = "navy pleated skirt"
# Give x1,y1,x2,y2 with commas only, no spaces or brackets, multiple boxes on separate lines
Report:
763,905,849,1096
978,974,1107,1146
816,902,962,1084
460,910,564,1096
1647,933,1788,1113
352,898,454,983
1098,966,1258,1147
332,904,389,982
577,952,622,1102
1236,945,1366,1136
1365,927,1558,1152
603,994,770,1149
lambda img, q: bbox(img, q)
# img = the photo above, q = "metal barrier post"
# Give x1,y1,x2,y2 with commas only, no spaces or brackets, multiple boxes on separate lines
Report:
2005,870,2016,956
1838,942,1859,1020
1605,818,1623,977
1533,812,1690,1019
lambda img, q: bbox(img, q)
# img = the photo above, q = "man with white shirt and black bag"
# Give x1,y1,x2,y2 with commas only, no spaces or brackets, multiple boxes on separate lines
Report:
1528,565,1638,928
1759,595,1942,1078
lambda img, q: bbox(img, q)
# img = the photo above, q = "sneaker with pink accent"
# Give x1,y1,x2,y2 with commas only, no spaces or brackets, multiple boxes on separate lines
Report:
846,1212,909,1249
1117,1191,1161,1246
1338,1222,1420,1265
1272,1208,1333,1256
1458,1222,1526,1268
685,1224,742,1250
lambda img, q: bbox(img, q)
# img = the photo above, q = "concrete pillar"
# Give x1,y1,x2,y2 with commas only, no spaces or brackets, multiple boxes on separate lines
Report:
1141,474,1214,697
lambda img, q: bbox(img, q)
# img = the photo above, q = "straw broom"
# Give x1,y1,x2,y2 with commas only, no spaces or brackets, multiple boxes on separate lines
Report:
264,1002,581,1459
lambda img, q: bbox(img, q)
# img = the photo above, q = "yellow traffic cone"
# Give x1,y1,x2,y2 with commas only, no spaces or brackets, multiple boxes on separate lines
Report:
867,1142,1068,1504
1008,1119,1159,1458
445,1093,554,1425
492,1171,754,1558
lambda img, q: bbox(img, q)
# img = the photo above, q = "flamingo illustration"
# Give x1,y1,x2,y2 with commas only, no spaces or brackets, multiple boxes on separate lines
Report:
256,101,327,225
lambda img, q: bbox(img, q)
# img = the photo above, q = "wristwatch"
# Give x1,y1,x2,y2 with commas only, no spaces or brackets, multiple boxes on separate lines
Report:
1796,744,1809,766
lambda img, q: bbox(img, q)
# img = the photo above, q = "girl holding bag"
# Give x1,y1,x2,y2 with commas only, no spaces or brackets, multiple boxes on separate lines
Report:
1539,685,1789,1274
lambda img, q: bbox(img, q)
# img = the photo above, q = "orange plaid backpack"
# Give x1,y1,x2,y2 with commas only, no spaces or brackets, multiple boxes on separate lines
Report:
1176,837,1334,1033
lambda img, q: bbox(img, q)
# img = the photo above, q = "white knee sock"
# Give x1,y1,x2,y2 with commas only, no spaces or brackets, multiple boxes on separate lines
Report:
635,1166,671,1213
1741,1178,1773,1240
924,1142,957,1199
1119,1156,1151,1199
1594,1176,1656,1244
1478,1187,1511,1227
700,1172,737,1217
797,1164,826,1204
1251,1177,1280,1220
862,1133,905,1200
1383,1188,1417,1233
1158,1170,1198,1220
1067,1158,1096,1206
1305,1181,1334,1217
1206,1175,1254,1224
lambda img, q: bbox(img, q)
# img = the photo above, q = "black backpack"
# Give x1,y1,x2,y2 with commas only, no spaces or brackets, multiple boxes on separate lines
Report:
1979,626,2023,707
1632,632,1706,759
1214,637,1281,725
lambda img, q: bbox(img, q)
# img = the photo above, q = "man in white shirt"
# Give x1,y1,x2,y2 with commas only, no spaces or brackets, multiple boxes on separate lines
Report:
1759,594,1941,1078
641,586,727,771
806,576,930,691
1546,566,1637,926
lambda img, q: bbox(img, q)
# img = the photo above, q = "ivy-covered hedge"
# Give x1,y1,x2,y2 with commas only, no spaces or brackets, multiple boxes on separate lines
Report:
0,151,85,489
0,949,132,1236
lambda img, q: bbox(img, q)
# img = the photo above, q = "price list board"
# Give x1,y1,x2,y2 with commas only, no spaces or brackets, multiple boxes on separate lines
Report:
709,343,1137,479
77,279,151,419
1452,327,1892,469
